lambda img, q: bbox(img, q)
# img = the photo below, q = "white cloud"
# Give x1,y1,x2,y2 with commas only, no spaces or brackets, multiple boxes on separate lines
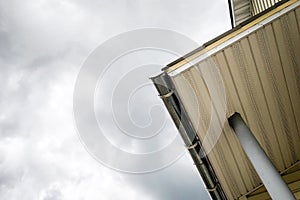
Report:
0,0,230,199
0,65,154,200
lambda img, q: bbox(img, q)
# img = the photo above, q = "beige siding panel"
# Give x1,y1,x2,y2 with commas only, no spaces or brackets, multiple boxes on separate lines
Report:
297,8,300,32
247,28,289,170
174,68,248,198
222,123,256,192
214,52,246,117
214,52,261,190
169,4,300,199
214,51,261,188
173,72,239,199
196,60,249,195
239,36,286,168
183,68,211,137
223,46,266,146
286,10,300,152
273,17,300,162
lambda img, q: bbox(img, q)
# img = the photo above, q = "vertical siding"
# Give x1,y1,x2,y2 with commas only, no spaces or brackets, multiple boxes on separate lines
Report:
171,5,300,199
251,0,284,15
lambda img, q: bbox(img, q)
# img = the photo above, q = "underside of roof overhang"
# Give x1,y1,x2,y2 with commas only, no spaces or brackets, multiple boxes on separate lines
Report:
152,1,300,199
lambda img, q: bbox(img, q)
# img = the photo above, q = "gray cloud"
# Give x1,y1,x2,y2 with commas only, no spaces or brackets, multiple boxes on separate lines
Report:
0,0,230,199
123,154,210,200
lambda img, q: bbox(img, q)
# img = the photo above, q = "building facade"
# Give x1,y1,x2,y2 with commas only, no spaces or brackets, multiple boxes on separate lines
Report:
152,0,300,199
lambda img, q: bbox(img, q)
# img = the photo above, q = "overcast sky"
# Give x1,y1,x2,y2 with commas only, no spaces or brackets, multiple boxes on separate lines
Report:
0,0,231,199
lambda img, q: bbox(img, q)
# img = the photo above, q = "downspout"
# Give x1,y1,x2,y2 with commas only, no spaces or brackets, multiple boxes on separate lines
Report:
150,72,227,200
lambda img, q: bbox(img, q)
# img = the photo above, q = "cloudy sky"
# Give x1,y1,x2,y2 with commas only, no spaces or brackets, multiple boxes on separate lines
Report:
0,0,231,199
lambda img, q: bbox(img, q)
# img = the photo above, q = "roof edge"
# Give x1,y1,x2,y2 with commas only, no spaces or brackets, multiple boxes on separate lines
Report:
163,0,295,74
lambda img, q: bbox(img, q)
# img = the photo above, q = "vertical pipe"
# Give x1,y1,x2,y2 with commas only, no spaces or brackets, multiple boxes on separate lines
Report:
228,113,296,200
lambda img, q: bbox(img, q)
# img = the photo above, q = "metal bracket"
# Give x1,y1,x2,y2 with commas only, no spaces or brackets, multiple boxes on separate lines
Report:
159,90,174,99
207,186,217,192
187,141,199,150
